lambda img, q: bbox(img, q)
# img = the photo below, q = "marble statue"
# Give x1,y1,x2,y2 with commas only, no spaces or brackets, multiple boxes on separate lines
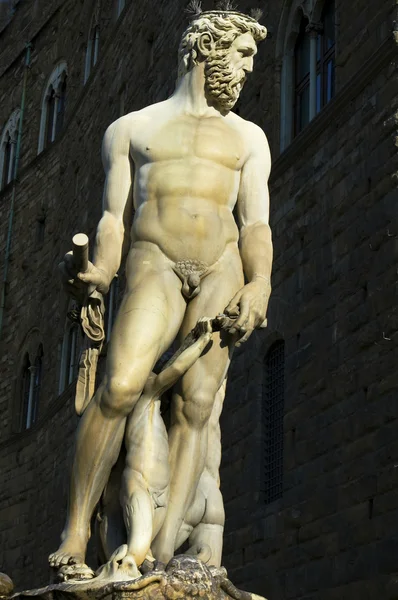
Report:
50,3,272,588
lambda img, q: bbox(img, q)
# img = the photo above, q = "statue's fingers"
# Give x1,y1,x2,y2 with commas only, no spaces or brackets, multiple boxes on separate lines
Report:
224,291,242,315
59,258,78,282
77,271,98,285
236,328,254,347
64,252,77,274
230,300,249,333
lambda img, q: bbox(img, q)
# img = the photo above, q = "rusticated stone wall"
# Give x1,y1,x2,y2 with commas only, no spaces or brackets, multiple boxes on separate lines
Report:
0,1,397,598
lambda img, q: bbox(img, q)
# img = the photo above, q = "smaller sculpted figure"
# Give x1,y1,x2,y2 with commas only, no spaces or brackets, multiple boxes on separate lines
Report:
115,318,214,577
51,3,272,582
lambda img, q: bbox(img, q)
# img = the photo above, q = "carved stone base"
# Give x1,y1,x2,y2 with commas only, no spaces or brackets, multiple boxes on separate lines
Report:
8,556,267,600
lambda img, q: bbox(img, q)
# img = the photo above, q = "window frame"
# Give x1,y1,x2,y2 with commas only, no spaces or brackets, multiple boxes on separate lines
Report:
84,17,100,83
279,0,336,151
116,0,125,19
38,62,68,154
293,18,311,136
0,108,20,190
59,306,82,395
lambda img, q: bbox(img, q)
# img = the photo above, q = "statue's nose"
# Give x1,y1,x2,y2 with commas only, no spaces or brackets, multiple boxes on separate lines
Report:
243,57,253,73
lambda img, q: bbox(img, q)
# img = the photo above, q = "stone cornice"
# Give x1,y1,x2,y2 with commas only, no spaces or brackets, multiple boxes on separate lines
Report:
270,35,396,184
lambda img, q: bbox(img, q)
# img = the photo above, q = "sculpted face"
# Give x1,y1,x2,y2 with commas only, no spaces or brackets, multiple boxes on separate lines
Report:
204,32,258,112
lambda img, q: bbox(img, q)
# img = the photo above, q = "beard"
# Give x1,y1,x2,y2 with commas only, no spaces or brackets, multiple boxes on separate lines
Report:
204,52,246,112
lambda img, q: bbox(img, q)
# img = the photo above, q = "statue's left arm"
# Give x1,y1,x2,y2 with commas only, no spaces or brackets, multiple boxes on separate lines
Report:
151,319,213,397
225,123,273,344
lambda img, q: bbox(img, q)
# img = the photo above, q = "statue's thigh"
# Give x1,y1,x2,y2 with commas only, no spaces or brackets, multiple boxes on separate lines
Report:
107,263,185,384
180,256,244,398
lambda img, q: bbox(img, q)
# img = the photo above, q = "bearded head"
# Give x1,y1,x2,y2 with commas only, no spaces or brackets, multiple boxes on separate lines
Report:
178,8,267,112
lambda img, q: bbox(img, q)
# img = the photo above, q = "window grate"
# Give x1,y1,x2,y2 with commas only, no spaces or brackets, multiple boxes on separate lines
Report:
263,340,285,504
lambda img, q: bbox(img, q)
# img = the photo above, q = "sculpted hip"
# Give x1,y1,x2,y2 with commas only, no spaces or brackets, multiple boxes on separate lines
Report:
128,241,242,300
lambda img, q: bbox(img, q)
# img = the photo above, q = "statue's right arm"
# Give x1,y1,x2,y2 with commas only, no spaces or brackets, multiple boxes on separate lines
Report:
95,119,133,284
77,118,133,294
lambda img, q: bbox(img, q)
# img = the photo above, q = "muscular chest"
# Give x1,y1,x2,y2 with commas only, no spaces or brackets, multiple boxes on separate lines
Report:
135,115,245,170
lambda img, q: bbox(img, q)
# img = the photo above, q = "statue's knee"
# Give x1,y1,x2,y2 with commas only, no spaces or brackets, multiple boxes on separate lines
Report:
101,376,142,417
183,390,214,429
204,490,225,526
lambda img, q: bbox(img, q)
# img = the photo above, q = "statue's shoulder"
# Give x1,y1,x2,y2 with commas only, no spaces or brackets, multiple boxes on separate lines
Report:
229,112,267,141
105,100,173,141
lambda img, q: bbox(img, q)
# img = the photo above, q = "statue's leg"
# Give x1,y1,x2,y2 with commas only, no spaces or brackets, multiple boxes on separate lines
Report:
152,246,243,564
49,248,185,569
121,471,154,576
174,382,226,564
174,478,206,551
121,399,170,570
187,478,225,567
97,450,126,563
186,380,226,567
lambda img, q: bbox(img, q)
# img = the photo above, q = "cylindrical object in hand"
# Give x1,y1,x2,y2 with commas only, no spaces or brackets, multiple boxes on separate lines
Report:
72,233,89,273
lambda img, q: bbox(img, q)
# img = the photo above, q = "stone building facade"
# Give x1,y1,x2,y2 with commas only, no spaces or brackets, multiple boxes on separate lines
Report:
0,0,397,598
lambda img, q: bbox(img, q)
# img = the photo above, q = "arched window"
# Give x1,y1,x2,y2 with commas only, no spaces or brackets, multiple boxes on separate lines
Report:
45,86,56,147
32,344,43,423
20,345,42,430
38,62,68,153
279,0,336,149
59,306,82,394
55,75,67,136
84,15,100,83
263,340,285,504
316,0,335,111
116,0,125,18
294,18,311,135
20,353,31,430
0,108,20,190
1,133,12,188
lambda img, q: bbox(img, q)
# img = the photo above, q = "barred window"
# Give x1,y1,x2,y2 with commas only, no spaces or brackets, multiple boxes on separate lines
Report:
263,340,285,504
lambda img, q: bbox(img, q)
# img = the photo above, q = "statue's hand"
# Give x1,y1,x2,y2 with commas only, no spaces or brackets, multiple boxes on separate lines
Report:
58,251,110,303
224,279,270,345
192,317,213,341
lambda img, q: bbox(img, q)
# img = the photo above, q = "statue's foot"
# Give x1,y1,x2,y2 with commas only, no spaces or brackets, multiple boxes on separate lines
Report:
95,545,141,582
186,542,212,564
48,536,86,569
56,563,95,583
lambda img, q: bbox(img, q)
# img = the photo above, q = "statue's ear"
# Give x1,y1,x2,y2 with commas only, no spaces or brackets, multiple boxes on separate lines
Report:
196,32,214,58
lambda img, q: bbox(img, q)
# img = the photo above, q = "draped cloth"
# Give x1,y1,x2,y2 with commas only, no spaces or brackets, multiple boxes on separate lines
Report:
75,291,105,416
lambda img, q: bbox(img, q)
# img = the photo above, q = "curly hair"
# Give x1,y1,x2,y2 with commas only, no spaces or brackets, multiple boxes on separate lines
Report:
178,11,267,75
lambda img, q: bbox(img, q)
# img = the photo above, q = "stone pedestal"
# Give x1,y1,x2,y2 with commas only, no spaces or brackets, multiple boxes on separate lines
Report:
5,557,266,600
